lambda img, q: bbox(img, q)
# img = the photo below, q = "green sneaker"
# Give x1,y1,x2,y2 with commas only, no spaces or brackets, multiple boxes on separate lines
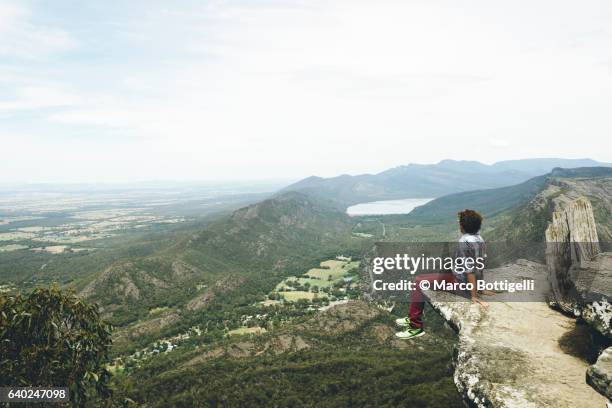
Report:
395,317,411,327
395,327,425,339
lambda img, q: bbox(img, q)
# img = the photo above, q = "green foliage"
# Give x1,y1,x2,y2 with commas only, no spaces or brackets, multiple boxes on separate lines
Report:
0,224,182,290
0,287,113,406
114,302,462,408
407,174,549,225
117,350,463,407
83,192,366,332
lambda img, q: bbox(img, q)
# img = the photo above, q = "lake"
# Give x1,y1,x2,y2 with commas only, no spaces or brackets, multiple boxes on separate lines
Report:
346,198,433,216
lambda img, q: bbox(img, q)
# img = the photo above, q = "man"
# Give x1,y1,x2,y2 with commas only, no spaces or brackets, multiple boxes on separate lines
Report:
395,209,488,339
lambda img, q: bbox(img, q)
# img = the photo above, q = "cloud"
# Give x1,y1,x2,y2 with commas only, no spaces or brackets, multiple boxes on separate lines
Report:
0,84,81,112
0,0,611,183
0,1,77,59
489,138,511,148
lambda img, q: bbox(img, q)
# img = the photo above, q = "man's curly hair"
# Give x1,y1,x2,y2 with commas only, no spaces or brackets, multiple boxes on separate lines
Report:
458,209,482,234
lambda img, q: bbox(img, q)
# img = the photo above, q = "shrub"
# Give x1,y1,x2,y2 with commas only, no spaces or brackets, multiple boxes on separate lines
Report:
0,287,113,406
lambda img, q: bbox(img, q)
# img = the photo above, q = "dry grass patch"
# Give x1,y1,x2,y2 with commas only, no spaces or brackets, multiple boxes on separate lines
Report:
278,291,316,301
228,327,267,336
0,244,28,252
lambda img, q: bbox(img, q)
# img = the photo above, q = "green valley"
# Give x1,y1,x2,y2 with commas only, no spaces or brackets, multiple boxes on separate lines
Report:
3,164,611,407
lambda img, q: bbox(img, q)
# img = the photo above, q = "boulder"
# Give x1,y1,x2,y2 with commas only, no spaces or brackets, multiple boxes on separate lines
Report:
573,252,612,338
544,196,611,339
545,196,601,313
587,346,612,400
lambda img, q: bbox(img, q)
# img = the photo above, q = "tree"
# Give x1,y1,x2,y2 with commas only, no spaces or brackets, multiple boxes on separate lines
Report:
0,287,113,406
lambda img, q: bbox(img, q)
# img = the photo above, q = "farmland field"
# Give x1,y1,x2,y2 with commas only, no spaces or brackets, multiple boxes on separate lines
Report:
0,182,281,290
272,258,360,302
277,290,317,301
228,327,267,336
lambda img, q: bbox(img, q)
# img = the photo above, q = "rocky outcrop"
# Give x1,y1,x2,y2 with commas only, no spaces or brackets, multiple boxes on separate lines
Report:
583,297,612,339
301,300,380,335
128,312,181,338
588,347,612,400
547,172,612,241
184,301,383,368
184,333,311,367
544,195,611,339
425,260,608,407
573,252,612,338
545,194,612,403
545,196,601,314
424,195,611,406
398,174,612,406
185,276,245,311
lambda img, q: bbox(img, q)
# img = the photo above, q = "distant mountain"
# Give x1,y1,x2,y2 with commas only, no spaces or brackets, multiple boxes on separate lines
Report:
181,191,355,273
81,191,357,325
407,167,612,241
282,158,611,206
488,167,612,242
489,158,608,174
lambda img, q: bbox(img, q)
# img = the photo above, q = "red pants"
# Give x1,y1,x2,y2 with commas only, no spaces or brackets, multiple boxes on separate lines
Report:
409,273,458,329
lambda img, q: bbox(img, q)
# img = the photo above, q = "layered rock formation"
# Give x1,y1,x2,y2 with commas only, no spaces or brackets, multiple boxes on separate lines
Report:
423,195,611,406
545,196,602,314
544,195,611,403
426,260,607,407
573,252,612,338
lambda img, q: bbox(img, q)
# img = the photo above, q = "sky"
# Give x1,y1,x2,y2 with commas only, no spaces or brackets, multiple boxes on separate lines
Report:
1,0,611,183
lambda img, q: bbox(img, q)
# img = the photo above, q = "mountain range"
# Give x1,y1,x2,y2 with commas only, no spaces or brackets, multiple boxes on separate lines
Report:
407,166,610,217
109,163,612,406
5,157,611,406
74,161,612,334
282,158,611,206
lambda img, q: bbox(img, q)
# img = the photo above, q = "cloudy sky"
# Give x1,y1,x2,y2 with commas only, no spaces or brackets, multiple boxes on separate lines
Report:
1,0,611,183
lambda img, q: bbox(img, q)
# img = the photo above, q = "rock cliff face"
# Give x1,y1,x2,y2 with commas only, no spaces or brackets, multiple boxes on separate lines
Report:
588,347,612,401
545,196,602,314
549,197,612,402
539,192,612,404
426,260,607,407
423,193,611,406
573,252,612,339
546,172,612,241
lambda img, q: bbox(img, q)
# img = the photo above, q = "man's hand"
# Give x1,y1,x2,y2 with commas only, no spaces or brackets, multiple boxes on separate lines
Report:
471,297,488,308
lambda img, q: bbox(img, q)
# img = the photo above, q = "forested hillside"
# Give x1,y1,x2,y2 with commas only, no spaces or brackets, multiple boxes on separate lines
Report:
73,190,464,406
113,301,462,407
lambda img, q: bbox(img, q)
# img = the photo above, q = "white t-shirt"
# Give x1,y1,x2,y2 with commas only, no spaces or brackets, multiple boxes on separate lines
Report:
453,233,486,280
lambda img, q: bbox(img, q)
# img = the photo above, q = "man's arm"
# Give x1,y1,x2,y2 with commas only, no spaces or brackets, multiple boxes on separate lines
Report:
466,272,488,307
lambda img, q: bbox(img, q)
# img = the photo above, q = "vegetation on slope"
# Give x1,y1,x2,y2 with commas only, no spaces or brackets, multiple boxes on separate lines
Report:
113,301,462,407
0,288,112,405
376,167,612,242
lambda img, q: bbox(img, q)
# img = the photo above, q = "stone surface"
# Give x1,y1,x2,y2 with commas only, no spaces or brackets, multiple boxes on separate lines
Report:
543,194,612,403
545,196,601,313
425,260,608,407
544,195,611,340
573,252,612,338
542,173,612,241
588,347,612,400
